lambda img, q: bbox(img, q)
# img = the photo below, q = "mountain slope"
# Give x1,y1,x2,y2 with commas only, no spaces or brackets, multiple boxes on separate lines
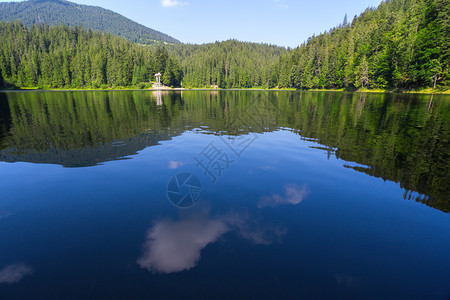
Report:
0,22,183,88
168,40,286,88
0,0,180,44
276,0,449,89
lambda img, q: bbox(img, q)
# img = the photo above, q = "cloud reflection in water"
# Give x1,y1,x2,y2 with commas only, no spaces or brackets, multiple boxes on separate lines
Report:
0,264,34,284
137,214,229,274
168,161,186,170
258,184,310,208
137,211,286,274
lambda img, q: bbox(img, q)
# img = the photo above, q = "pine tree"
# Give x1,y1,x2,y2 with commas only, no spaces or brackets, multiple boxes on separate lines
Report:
0,22,182,89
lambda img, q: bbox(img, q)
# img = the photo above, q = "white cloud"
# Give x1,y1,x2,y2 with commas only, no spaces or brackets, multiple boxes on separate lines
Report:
273,0,288,8
258,184,310,208
224,212,286,245
0,211,12,221
161,0,188,7
0,264,34,284
137,211,286,274
237,223,286,245
335,274,358,288
137,215,229,273
168,161,186,169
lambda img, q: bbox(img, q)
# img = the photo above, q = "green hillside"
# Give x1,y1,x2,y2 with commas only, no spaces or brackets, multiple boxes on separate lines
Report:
0,0,180,44
0,0,448,91
276,0,449,90
0,22,183,88
168,41,286,88
168,0,448,90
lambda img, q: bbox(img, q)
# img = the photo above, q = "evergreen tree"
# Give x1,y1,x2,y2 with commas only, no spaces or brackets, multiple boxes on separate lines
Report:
0,22,183,88
0,0,448,91
167,40,285,88
276,0,449,90
0,0,180,45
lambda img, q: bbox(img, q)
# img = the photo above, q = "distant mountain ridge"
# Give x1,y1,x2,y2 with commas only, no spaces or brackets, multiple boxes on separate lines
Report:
0,0,180,44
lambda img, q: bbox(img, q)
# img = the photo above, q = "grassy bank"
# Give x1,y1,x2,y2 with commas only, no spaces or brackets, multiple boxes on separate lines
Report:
1,86,449,94
308,87,450,94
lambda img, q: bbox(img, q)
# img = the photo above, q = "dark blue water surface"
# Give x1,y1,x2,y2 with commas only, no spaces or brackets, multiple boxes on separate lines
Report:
0,91,449,299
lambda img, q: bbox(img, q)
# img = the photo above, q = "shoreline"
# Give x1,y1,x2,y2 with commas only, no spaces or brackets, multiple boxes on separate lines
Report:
0,87,448,95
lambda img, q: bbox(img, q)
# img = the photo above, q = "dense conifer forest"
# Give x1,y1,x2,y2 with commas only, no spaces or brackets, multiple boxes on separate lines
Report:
0,0,179,44
167,41,286,88
168,0,448,90
0,0,448,90
276,0,449,90
0,22,182,88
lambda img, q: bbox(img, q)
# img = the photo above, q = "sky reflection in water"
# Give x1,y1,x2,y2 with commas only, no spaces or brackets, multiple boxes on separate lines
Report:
0,90,448,299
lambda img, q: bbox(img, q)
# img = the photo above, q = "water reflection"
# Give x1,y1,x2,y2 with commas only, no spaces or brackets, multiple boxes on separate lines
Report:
0,91,448,298
168,161,187,170
137,210,286,274
335,274,358,289
0,211,12,220
0,91,448,212
258,184,310,208
153,90,166,106
0,264,34,284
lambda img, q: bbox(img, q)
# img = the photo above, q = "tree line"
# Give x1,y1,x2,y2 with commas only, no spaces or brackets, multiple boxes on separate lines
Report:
0,0,448,90
0,21,182,89
167,40,286,89
167,0,448,90
276,0,449,90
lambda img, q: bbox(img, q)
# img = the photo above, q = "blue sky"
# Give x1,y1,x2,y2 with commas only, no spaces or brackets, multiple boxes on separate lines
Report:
3,0,384,47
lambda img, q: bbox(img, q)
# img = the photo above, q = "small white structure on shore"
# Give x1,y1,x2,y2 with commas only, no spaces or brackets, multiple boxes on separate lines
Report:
155,73,162,87
157,90,163,106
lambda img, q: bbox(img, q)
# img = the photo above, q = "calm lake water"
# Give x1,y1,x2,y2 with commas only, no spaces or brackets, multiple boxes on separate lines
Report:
0,90,449,299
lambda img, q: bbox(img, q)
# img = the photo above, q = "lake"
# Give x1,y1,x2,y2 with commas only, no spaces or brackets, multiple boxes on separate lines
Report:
0,90,449,299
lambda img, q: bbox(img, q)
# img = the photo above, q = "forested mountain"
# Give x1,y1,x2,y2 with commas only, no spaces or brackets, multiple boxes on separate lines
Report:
0,0,448,90
0,22,183,88
0,0,179,44
161,0,448,90
276,0,449,90
168,41,286,88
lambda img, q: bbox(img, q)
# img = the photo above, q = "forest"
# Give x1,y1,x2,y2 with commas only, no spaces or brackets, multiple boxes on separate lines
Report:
167,41,286,89
0,0,448,90
168,0,448,90
275,0,449,90
0,22,182,88
0,0,179,44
